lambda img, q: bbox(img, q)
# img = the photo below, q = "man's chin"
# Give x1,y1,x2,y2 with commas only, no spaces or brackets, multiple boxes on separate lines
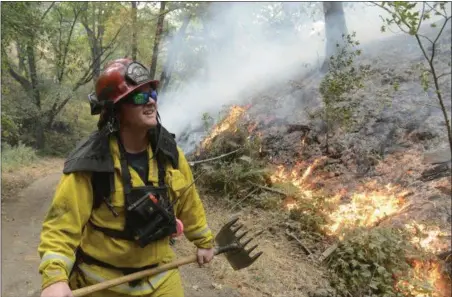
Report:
144,119,158,129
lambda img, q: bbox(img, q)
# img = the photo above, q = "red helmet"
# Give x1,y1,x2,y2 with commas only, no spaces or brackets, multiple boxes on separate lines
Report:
95,58,159,104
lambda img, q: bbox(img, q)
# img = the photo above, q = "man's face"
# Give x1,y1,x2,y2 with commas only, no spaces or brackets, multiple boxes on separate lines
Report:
118,85,158,130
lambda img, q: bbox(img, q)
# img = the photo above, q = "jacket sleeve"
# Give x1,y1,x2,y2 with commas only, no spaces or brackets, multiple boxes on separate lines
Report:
172,147,214,249
38,172,93,290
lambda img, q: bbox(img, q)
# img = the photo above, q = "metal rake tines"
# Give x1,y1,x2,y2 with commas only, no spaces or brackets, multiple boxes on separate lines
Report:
215,217,264,270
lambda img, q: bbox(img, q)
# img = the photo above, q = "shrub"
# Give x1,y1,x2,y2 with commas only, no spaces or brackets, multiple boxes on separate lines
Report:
327,226,425,297
1,112,20,146
1,142,38,172
193,122,269,203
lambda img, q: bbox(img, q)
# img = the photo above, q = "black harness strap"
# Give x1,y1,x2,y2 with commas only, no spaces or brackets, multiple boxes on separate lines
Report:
91,172,117,216
88,221,135,240
89,135,168,241
157,155,166,188
76,248,158,287
117,137,134,197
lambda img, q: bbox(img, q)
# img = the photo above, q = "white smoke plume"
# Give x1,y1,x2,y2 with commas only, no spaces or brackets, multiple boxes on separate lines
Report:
156,2,441,152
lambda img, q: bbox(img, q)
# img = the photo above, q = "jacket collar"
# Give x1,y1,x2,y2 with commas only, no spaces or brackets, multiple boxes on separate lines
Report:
108,135,158,184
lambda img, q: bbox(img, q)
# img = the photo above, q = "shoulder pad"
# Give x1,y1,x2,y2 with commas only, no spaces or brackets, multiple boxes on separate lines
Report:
63,130,115,174
155,125,179,169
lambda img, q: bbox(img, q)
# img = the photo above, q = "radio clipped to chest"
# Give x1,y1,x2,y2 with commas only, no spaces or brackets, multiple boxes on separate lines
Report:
125,185,177,247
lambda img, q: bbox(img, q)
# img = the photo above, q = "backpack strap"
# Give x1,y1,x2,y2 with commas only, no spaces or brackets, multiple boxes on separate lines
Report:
91,171,117,215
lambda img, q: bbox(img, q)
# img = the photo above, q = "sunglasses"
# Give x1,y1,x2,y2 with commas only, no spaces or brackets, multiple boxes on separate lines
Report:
123,90,158,105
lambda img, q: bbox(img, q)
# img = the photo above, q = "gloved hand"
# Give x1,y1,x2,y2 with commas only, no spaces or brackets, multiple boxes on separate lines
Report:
196,247,215,267
41,281,73,297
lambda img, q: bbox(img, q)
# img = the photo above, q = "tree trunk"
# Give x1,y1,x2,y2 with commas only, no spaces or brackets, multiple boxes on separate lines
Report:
16,41,27,76
82,3,103,82
131,1,138,60
321,2,348,73
159,13,192,94
149,1,166,79
26,39,45,149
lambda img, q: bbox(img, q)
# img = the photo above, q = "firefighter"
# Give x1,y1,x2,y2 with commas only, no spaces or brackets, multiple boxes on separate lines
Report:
38,58,215,297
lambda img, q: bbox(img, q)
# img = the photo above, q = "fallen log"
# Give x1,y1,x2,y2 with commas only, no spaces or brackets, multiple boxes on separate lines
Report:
285,230,313,256
318,243,338,262
437,249,452,261
188,148,243,166
420,163,451,181
287,124,311,134
229,188,259,211
248,182,287,196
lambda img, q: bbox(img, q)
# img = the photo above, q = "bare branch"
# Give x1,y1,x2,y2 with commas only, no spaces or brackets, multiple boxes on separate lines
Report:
437,72,452,80
286,230,313,256
416,2,426,34
428,16,451,64
58,6,81,83
248,182,288,196
188,148,243,166
40,2,56,21
432,16,451,47
74,24,125,89
417,33,434,45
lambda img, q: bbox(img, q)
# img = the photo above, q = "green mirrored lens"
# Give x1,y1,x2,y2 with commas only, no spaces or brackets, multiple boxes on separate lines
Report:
133,93,147,105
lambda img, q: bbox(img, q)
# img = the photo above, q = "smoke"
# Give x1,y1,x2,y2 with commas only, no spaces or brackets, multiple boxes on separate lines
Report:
156,2,439,152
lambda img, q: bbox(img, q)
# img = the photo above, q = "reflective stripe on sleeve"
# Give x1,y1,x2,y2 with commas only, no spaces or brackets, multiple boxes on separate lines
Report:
184,225,211,241
40,252,74,272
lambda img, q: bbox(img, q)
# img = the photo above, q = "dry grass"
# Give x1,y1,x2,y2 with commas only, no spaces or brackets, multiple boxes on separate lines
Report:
173,195,330,297
1,158,64,203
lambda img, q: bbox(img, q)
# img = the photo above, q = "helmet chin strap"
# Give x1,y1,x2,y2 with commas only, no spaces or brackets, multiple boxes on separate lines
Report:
99,106,120,136
153,112,163,155
156,111,162,125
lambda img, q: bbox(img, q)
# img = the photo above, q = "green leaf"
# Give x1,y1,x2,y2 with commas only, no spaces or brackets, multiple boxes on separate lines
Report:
361,269,372,278
369,281,379,290
377,265,387,275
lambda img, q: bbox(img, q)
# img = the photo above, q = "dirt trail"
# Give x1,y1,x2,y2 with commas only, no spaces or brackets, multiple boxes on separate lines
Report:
2,172,62,297
1,163,326,297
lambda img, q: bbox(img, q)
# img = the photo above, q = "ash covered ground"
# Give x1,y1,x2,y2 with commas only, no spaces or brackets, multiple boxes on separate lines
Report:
180,20,452,250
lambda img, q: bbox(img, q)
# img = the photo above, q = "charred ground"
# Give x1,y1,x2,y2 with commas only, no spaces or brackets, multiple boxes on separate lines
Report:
187,21,451,297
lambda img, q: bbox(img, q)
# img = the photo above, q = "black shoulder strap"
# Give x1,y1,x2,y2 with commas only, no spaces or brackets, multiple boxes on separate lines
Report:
157,155,166,188
117,137,134,197
91,171,116,213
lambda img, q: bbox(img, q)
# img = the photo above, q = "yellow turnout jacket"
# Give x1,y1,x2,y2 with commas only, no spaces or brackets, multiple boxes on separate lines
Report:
38,136,213,292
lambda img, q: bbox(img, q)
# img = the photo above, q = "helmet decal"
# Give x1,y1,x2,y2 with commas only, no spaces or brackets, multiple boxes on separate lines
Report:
126,62,151,85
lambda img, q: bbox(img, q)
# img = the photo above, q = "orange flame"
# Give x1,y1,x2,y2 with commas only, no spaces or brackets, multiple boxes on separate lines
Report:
198,104,450,296
201,105,250,149
404,222,450,254
270,157,326,190
397,259,447,297
325,182,408,237
283,196,300,211
247,122,258,134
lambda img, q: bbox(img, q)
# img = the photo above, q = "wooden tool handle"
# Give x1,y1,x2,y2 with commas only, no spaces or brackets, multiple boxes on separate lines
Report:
71,244,237,297
72,254,197,297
